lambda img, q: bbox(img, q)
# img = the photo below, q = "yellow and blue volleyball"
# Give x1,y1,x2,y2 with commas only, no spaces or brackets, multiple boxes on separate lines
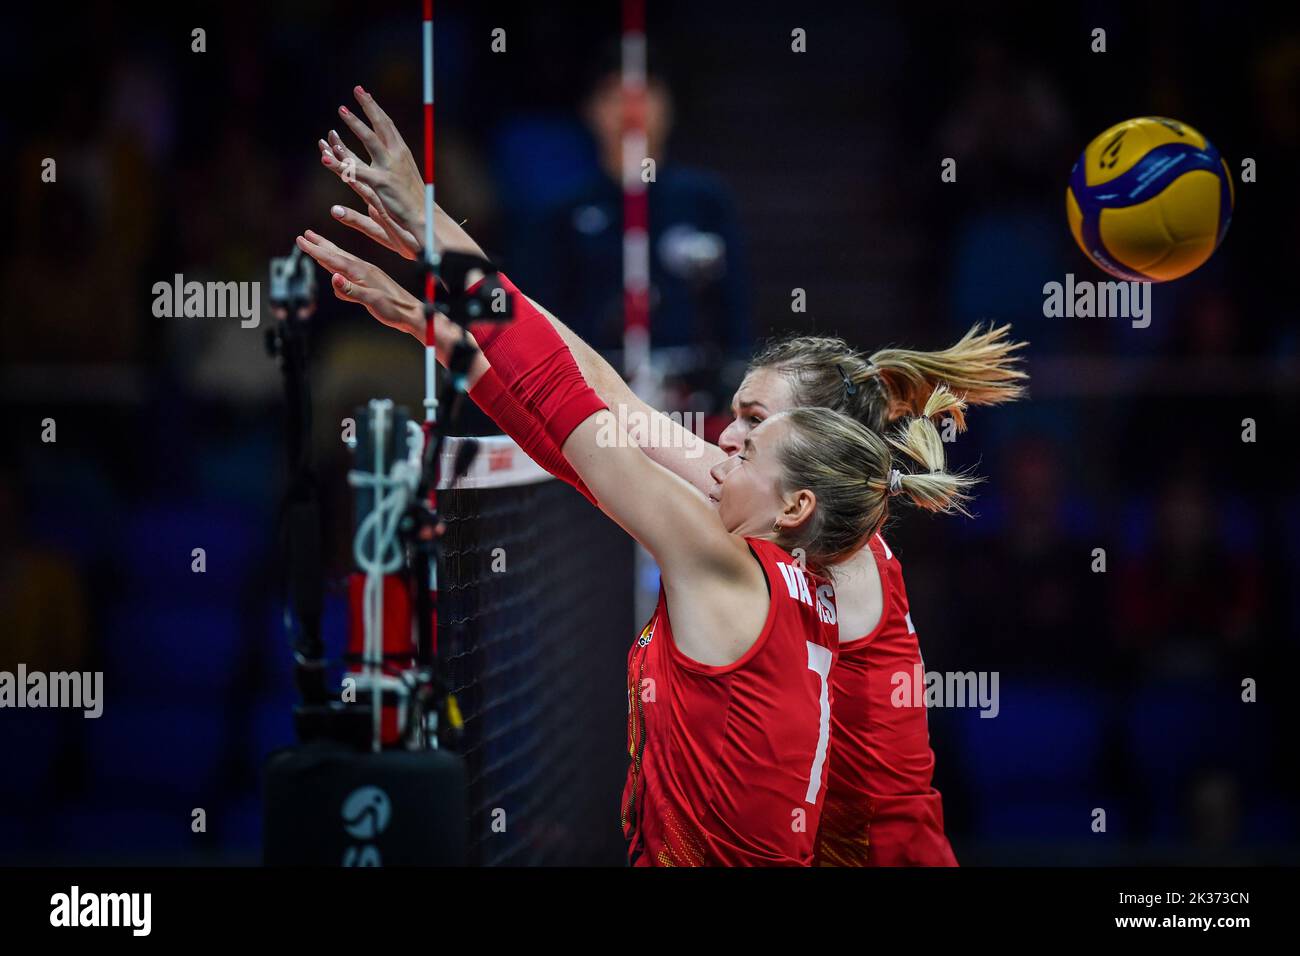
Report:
1066,117,1234,282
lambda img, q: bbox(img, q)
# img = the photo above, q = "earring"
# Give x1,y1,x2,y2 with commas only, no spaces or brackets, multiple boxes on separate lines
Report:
772,520,782,534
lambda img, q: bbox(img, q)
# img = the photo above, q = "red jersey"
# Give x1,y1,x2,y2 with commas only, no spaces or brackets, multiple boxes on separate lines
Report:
815,533,958,867
622,537,839,866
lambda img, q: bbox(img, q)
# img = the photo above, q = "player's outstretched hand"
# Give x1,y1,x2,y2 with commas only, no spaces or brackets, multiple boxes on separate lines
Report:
295,229,425,338
296,229,485,380
317,85,425,259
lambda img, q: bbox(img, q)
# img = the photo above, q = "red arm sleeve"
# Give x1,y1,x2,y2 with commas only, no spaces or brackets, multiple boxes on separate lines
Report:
468,365,597,507
477,275,607,451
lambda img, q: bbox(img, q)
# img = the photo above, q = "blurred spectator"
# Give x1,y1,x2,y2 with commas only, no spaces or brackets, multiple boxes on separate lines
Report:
505,42,753,360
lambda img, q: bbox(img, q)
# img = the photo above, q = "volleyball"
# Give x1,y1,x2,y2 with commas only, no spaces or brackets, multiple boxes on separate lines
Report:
1066,116,1234,282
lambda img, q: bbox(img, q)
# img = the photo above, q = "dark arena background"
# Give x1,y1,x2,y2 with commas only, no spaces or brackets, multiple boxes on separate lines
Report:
1,0,1297,933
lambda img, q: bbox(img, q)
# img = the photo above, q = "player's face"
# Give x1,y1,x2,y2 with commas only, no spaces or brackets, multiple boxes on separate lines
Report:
718,367,798,457
586,75,674,166
707,415,792,537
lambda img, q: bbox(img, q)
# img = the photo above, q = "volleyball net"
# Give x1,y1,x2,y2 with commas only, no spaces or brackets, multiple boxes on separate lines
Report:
436,436,634,865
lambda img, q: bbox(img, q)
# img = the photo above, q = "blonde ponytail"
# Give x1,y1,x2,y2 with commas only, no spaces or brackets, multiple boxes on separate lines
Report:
868,386,978,517
865,323,1027,428
752,324,1027,434
773,388,977,568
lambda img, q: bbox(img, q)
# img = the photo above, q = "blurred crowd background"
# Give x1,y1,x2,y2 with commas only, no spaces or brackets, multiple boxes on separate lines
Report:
2,0,1298,864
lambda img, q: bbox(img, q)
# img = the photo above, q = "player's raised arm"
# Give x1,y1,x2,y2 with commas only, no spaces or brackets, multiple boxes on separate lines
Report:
514,289,727,496
316,87,727,495
295,229,603,504
475,287,750,587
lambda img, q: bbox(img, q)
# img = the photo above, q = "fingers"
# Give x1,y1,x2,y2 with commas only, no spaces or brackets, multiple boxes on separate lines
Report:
336,168,392,228
367,204,418,261
296,230,365,280
330,271,369,304
323,130,369,176
353,85,402,149
337,102,384,161
326,129,355,160
366,200,422,259
319,133,379,188
330,203,400,252
295,234,337,276
338,173,421,260
348,180,418,258
329,264,421,337
349,177,385,213
296,226,425,337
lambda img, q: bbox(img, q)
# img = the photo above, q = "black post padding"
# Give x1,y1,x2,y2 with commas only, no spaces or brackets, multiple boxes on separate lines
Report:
264,741,469,866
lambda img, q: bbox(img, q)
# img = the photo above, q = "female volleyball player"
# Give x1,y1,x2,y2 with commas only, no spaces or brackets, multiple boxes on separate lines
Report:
294,222,974,865
713,334,1026,867
306,87,1024,865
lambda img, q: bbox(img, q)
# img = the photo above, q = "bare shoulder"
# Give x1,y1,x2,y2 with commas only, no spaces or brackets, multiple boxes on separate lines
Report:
663,534,772,667
829,539,885,644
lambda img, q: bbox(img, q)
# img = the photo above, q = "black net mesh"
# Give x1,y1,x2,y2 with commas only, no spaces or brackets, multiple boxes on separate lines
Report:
439,476,634,865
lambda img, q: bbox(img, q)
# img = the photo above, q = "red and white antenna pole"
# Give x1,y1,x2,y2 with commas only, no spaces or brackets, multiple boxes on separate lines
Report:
422,0,438,424
621,0,651,392
421,0,441,680
622,0,661,629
